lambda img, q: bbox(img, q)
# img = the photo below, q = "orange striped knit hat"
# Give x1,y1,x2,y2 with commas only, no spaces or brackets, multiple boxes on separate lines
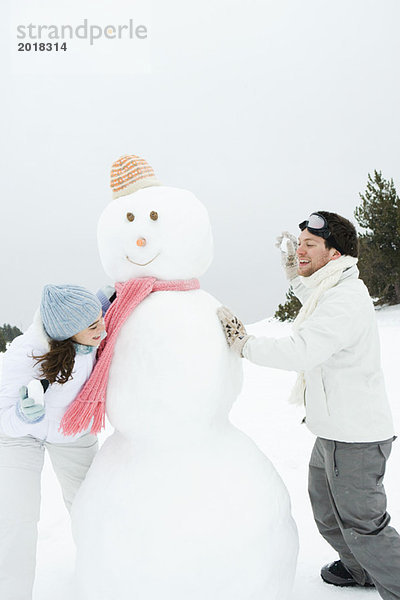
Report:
110,155,161,199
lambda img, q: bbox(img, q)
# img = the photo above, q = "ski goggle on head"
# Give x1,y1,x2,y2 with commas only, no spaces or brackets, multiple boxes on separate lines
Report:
298,212,343,253
299,212,331,239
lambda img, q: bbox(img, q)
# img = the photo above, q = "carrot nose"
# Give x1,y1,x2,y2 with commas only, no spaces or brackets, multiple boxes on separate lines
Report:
137,238,146,247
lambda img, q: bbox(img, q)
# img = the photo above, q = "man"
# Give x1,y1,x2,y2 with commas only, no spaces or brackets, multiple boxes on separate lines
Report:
218,211,400,600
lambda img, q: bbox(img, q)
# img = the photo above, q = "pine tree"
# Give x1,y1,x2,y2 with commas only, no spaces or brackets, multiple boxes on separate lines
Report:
354,171,400,305
0,324,23,343
274,287,302,322
0,330,6,353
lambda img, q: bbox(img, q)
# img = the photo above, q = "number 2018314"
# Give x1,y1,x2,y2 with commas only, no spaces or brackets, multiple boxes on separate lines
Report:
18,42,67,51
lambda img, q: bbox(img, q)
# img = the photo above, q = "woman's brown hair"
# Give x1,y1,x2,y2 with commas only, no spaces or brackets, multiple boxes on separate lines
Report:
33,339,76,384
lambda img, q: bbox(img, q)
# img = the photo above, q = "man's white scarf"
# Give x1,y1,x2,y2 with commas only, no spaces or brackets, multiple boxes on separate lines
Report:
288,255,358,406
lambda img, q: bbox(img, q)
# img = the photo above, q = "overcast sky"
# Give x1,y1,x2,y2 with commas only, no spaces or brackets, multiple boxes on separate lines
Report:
2,0,400,330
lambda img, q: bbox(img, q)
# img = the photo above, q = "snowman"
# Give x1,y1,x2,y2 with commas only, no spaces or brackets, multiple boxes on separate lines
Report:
68,155,298,600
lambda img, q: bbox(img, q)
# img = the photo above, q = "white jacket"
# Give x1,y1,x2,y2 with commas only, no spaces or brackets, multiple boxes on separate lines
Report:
243,265,395,442
0,311,96,443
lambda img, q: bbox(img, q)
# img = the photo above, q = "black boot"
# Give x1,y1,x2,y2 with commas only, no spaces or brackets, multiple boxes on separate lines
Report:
321,560,374,587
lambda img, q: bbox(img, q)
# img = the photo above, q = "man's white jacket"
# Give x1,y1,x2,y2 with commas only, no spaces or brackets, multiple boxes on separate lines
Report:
0,311,96,443
243,265,395,442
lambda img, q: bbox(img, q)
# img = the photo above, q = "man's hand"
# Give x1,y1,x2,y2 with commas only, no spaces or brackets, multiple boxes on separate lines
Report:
275,231,298,280
16,385,46,424
217,306,252,357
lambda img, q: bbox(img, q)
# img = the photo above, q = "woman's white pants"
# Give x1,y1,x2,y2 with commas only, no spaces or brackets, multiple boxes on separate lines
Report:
0,432,98,600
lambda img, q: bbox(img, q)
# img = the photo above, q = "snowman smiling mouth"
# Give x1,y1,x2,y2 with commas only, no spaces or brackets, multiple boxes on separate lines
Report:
126,253,161,267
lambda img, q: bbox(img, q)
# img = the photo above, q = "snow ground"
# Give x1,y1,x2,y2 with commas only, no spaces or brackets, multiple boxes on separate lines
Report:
1,305,399,600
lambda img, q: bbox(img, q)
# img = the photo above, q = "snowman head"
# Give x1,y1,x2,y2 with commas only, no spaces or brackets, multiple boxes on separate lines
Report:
98,156,213,282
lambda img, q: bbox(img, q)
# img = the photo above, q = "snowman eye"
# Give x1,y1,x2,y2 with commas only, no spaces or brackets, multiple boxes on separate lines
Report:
150,211,158,221
126,212,135,222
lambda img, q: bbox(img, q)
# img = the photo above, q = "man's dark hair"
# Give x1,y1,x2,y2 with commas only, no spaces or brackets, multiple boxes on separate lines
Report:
317,211,359,257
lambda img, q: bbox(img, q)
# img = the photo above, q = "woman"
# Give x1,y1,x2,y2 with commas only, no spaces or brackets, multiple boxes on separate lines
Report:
0,284,107,600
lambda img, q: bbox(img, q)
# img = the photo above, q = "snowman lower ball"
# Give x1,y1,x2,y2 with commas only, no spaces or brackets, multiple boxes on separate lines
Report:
72,155,298,600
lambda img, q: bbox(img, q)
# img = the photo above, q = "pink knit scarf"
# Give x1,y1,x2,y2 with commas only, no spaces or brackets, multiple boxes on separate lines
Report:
59,277,200,436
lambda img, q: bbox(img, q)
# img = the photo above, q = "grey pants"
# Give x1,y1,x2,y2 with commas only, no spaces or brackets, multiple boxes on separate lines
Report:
0,433,98,600
309,436,400,600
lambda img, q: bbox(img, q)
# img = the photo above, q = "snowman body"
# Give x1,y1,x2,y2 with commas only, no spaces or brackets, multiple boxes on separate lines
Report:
72,185,298,600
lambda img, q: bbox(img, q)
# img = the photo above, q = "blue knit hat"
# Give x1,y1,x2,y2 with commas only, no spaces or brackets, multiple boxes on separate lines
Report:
40,284,102,341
